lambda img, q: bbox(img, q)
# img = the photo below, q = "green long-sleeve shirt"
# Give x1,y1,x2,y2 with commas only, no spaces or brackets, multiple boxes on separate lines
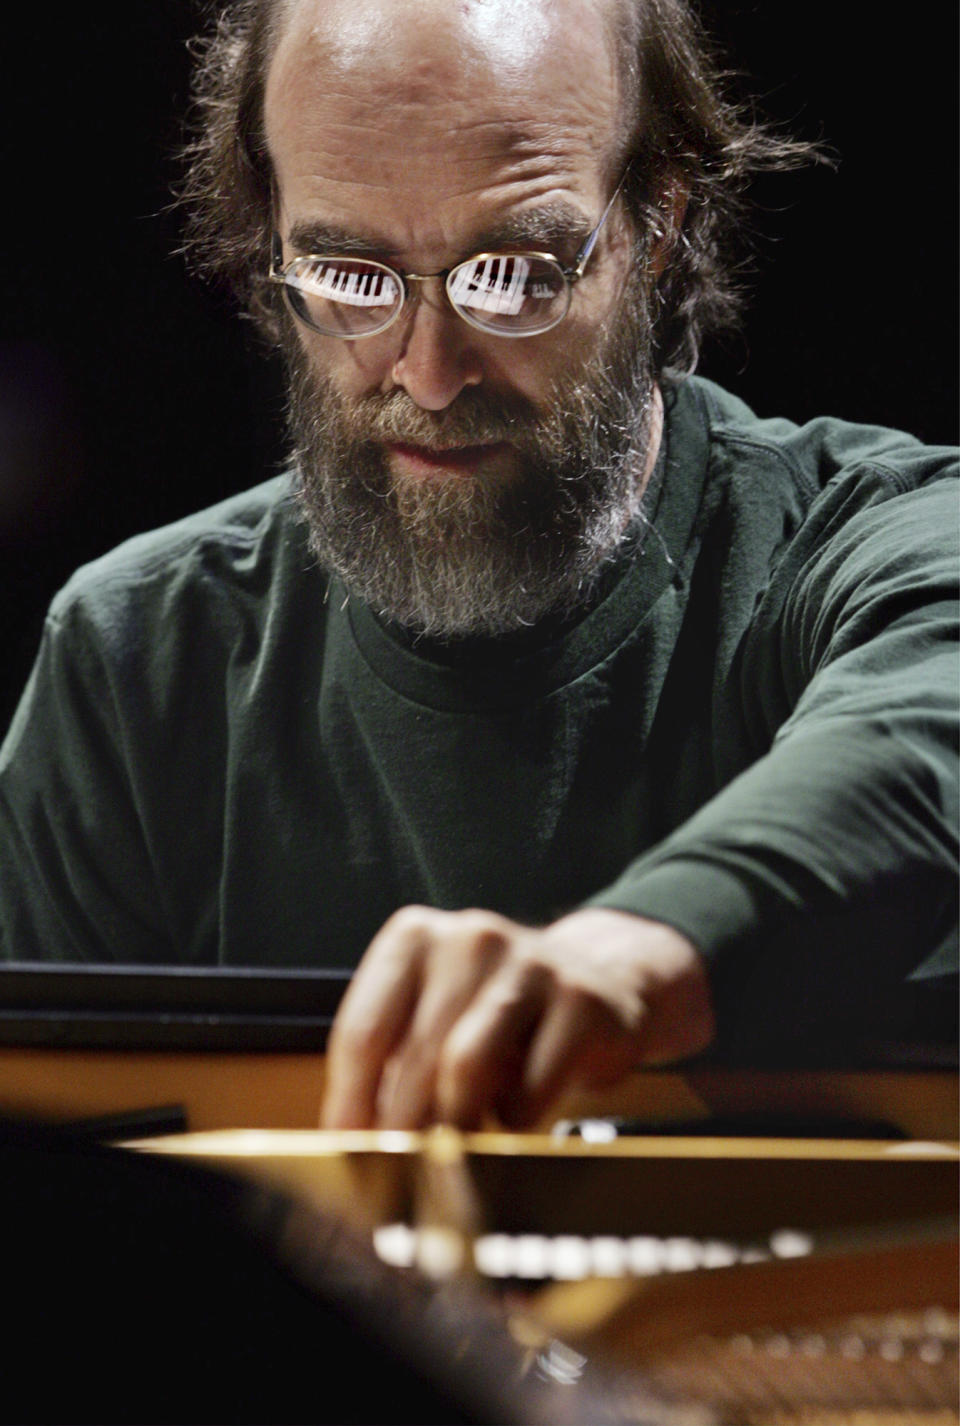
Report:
1,375,956,1053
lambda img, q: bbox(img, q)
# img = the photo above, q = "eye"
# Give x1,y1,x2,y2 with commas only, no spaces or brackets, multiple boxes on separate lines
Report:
446,254,569,334
449,256,536,315
287,258,402,309
279,256,404,337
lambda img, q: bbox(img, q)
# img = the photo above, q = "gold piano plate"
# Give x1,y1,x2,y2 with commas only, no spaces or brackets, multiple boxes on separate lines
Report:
124,1127,959,1423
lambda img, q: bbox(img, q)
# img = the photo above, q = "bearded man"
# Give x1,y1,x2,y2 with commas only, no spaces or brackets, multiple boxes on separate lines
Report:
0,0,956,1131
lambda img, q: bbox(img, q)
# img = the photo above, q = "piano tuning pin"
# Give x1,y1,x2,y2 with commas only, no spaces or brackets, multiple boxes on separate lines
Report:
626,1235,665,1275
549,1235,592,1281
510,1234,553,1280
769,1227,814,1258
739,1244,771,1264
589,1235,630,1276
659,1236,703,1273
473,1232,517,1278
700,1239,739,1268
372,1220,416,1268
923,1306,954,1335
414,1224,470,1280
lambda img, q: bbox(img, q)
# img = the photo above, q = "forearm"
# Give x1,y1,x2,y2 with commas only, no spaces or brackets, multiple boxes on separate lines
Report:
586,705,957,1048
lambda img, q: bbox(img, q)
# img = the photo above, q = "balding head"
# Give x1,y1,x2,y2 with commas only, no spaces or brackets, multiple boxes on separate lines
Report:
264,0,626,217
273,0,575,75
267,0,621,97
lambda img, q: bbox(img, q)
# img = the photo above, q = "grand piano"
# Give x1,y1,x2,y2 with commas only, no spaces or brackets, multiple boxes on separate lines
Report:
0,962,956,1424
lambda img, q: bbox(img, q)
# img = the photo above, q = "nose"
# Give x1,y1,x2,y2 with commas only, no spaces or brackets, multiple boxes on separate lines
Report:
389,287,484,411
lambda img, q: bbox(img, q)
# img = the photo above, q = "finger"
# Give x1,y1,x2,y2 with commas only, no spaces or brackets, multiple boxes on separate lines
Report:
376,915,512,1127
433,959,550,1129
514,988,645,1127
321,909,428,1127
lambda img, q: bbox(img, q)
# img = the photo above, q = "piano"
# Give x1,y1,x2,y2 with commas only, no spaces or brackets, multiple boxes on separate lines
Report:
0,962,956,1423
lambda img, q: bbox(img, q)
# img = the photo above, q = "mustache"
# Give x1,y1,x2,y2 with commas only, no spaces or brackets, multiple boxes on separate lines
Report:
296,378,549,453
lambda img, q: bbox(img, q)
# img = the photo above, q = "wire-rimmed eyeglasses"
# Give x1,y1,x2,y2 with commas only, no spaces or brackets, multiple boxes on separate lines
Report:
268,175,627,340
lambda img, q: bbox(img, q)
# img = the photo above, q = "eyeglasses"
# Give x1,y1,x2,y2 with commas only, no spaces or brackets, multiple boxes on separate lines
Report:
268,176,626,340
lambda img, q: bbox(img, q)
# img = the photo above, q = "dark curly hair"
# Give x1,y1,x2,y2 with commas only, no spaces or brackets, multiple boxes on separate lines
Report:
177,0,817,372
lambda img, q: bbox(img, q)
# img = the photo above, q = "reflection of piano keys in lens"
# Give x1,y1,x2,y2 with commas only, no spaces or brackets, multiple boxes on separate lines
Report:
451,256,531,315
301,263,399,308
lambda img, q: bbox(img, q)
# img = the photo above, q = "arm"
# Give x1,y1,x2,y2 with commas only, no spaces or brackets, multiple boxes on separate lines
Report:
323,474,958,1128
586,474,958,1050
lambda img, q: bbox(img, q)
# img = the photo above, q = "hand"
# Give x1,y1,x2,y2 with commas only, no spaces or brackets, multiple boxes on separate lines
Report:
320,905,715,1130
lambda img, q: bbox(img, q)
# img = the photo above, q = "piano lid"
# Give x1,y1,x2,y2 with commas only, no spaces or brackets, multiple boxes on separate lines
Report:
0,962,352,1050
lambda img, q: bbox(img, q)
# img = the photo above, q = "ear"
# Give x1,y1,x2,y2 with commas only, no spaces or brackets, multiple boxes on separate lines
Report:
648,172,689,279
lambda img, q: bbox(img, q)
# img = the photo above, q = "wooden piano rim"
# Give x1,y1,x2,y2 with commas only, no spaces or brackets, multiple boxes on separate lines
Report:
0,1048,956,1140
125,1127,960,1162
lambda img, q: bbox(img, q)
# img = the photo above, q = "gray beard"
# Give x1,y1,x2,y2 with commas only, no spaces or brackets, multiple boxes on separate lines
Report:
285,278,658,638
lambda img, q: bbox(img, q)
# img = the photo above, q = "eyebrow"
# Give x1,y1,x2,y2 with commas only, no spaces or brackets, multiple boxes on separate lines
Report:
471,201,593,256
287,220,386,258
286,200,593,267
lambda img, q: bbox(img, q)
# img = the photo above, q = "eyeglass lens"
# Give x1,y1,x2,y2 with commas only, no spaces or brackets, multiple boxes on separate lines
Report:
281,254,569,337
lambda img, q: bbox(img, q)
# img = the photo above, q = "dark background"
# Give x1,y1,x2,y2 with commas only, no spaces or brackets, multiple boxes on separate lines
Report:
0,2,956,733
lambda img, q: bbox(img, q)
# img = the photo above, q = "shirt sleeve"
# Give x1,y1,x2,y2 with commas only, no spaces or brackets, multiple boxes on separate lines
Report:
586,470,959,1052
0,595,172,963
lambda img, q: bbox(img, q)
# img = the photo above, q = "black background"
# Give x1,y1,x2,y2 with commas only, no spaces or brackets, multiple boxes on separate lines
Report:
0,2,956,731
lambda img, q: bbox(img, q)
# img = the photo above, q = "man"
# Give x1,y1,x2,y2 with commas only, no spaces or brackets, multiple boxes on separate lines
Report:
0,0,956,1131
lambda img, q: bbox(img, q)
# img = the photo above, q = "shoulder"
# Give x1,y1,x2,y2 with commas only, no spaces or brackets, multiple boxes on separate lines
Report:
675,373,958,504
51,474,304,609
46,473,320,646
666,375,957,590
672,380,958,675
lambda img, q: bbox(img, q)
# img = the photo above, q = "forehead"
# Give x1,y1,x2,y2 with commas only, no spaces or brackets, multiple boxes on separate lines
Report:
264,0,622,256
